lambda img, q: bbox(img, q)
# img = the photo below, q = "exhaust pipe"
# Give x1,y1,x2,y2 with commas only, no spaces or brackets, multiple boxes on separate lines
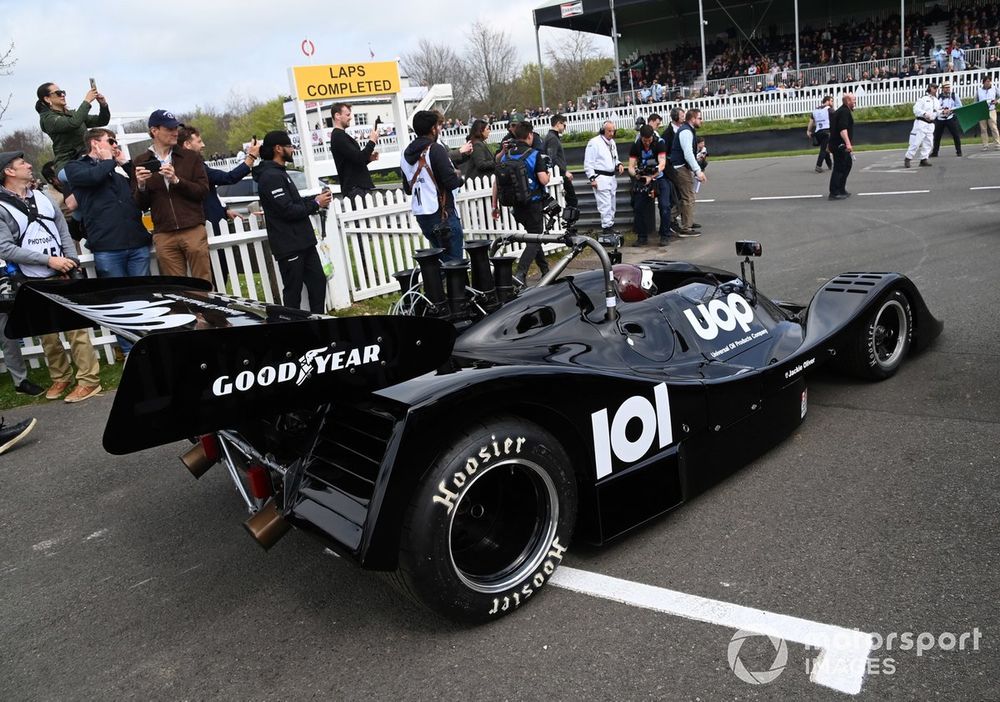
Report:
413,248,446,308
243,500,291,550
180,435,220,479
464,240,495,300
491,255,517,303
392,267,421,295
443,260,471,318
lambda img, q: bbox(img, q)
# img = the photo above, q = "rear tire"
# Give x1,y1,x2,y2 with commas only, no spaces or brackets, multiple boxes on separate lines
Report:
843,289,913,380
396,417,577,622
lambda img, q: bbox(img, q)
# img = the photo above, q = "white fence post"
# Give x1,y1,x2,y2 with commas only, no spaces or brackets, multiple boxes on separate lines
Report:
324,200,355,310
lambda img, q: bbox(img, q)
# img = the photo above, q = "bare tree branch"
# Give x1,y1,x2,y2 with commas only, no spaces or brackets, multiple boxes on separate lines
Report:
464,22,520,112
0,41,16,122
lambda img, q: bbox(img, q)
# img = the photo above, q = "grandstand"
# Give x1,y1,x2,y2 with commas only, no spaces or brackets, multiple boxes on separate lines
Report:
533,0,1000,107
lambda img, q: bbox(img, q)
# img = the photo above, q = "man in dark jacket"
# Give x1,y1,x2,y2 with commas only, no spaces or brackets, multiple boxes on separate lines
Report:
133,110,211,283
36,82,110,172
542,114,576,207
179,125,260,235
253,131,333,313
400,110,465,261
64,129,152,355
329,102,379,201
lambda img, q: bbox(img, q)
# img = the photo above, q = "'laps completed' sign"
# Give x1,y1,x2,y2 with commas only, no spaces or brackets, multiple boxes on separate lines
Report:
292,61,400,100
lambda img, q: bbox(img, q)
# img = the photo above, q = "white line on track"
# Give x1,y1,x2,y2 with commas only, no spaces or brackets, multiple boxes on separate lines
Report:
696,199,715,202
969,185,1000,190
857,190,930,196
749,194,823,201
549,566,874,695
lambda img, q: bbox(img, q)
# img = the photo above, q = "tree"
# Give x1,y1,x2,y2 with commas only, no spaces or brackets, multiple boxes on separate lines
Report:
0,41,15,122
544,33,613,105
225,98,285,151
181,106,228,155
0,128,51,169
464,23,520,113
401,39,474,117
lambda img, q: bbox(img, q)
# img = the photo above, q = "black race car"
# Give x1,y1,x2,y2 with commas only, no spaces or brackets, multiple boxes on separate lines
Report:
7,232,942,622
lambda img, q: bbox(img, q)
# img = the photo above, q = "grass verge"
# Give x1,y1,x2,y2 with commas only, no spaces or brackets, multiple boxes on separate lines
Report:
0,360,124,411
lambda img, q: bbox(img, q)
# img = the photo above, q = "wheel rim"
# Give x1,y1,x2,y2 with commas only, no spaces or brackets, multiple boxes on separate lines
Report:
448,458,559,594
871,299,908,369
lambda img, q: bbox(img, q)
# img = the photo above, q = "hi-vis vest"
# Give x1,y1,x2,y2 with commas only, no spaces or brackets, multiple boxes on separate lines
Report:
812,107,831,131
400,145,441,216
0,192,61,278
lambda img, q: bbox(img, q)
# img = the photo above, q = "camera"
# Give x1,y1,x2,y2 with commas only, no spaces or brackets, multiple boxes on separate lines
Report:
541,195,561,218
633,164,659,195
143,160,161,173
736,240,763,257
432,220,453,244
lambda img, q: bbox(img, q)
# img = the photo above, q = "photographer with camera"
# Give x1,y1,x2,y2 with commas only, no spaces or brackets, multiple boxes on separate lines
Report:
628,125,667,246
0,151,101,403
401,110,466,261
492,120,551,284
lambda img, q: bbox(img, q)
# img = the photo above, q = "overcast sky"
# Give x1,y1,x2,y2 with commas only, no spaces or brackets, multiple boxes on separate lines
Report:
0,0,610,134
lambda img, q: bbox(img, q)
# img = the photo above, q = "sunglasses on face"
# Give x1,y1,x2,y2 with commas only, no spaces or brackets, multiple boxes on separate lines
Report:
49,90,67,97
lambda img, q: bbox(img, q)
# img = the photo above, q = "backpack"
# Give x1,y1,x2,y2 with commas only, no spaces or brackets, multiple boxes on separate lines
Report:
496,149,539,207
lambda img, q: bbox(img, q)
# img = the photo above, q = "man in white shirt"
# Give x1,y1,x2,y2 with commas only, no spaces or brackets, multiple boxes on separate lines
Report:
904,84,942,168
977,76,1000,150
806,95,834,173
583,121,624,235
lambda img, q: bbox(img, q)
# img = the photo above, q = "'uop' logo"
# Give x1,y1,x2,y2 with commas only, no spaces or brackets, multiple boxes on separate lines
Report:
683,293,755,341
211,344,380,396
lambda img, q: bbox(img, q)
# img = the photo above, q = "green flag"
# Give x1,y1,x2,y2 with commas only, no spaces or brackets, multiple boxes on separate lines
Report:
953,100,990,133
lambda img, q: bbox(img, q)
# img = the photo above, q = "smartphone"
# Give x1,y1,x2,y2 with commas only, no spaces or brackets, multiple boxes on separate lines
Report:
374,116,382,127
144,160,161,173
89,77,97,91
252,135,257,144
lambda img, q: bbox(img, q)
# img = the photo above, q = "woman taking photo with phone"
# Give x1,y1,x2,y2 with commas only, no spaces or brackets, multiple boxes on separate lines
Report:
461,119,496,181
35,81,111,173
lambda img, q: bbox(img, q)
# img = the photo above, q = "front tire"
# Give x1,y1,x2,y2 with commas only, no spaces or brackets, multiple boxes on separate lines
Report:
843,289,913,380
396,417,577,622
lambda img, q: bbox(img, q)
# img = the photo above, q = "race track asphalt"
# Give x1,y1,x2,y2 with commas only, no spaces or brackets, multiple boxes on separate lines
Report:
2,147,998,701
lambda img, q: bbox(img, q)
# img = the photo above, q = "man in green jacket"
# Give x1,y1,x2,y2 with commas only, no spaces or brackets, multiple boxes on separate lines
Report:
36,82,110,172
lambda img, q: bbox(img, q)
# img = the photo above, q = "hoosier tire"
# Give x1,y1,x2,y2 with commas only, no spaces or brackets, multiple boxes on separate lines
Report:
396,417,577,622
842,289,913,380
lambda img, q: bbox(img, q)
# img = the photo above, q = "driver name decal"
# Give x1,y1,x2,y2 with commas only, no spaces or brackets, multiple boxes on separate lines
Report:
211,344,380,396
433,434,526,512
591,382,672,480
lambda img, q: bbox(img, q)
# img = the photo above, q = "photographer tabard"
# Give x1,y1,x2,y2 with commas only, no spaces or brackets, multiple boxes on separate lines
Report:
401,110,465,261
628,125,667,246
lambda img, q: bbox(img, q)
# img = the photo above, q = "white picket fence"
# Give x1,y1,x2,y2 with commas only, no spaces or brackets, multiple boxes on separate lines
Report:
328,171,567,301
227,65,1000,168
2,172,566,373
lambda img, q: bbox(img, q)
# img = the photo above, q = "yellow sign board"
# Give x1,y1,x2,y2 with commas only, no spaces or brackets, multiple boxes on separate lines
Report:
292,61,401,100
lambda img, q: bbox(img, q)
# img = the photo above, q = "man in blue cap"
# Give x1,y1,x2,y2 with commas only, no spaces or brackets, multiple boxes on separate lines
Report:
133,110,211,283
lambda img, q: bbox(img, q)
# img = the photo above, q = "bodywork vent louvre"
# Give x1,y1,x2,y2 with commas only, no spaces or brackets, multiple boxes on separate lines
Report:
306,404,396,504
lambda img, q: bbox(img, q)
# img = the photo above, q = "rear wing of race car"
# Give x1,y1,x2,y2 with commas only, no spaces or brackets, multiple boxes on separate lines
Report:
7,277,456,454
